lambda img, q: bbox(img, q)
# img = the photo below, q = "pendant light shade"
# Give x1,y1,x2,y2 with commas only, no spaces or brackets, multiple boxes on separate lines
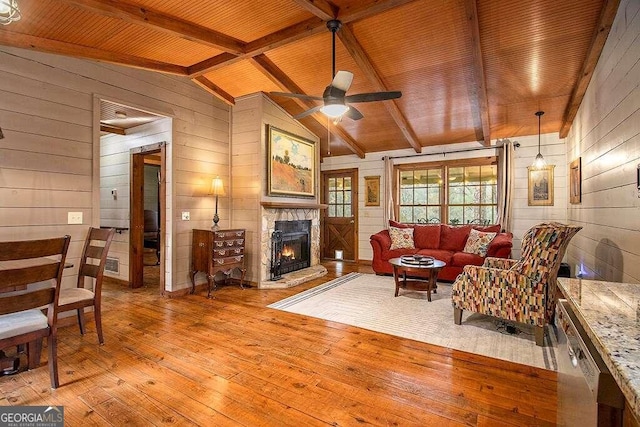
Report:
532,111,546,169
0,0,21,25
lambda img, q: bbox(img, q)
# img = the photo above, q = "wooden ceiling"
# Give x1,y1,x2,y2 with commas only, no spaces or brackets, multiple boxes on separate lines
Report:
0,0,618,157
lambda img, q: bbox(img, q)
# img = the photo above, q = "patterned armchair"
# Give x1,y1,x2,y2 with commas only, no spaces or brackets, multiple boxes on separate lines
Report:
451,222,582,346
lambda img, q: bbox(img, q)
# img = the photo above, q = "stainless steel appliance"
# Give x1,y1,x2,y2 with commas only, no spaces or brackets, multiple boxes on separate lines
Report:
556,299,624,426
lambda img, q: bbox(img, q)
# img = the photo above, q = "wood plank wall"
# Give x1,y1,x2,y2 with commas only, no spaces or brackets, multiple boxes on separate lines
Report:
0,47,230,293
321,134,567,261
231,93,319,285
565,0,640,283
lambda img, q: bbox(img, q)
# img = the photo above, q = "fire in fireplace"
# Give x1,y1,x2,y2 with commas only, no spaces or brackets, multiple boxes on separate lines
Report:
270,220,311,280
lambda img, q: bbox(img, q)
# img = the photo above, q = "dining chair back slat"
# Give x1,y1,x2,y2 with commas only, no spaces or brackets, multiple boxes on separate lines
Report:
0,237,70,261
0,264,59,291
84,245,103,260
0,288,55,316
81,263,100,279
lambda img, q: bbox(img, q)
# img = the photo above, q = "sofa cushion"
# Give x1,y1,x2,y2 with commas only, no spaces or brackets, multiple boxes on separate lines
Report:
451,251,485,268
416,248,454,264
463,229,497,257
413,224,441,249
389,226,415,250
389,220,412,229
440,225,471,252
472,224,501,233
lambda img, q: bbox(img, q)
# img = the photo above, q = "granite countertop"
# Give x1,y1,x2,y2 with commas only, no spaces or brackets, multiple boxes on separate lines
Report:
557,278,640,418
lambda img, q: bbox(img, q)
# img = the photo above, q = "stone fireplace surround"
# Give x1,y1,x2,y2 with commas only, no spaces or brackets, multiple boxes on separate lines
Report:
259,202,327,288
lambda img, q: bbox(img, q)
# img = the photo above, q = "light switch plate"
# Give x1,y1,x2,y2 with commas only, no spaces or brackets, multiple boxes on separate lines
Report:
68,212,83,224
181,211,190,221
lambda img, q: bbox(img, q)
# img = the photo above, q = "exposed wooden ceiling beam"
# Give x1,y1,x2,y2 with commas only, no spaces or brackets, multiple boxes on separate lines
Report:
189,17,326,77
463,0,491,147
292,0,337,21
100,124,126,135
337,0,418,22
0,30,188,75
62,0,246,54
560,0,620,138
192,76,235,106
189,0,420,77
337,25,421,153
250,54,365,158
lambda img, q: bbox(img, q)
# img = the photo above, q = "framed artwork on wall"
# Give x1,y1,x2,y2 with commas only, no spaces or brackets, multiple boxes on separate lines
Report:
569,157,581,204
527,165,555,206
267,125,315,198
364,176,380,206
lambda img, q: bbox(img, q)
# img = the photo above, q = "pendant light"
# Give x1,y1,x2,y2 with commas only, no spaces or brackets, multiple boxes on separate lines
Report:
0,0,21,25
532,111,546,169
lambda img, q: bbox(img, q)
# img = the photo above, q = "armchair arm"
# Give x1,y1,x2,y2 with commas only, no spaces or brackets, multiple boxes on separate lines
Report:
451,264,546,326
483,257,518,270
370,230,392,251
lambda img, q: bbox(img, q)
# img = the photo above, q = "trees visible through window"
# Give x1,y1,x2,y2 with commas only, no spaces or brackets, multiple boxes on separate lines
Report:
396,158,498,225
327,177,352,218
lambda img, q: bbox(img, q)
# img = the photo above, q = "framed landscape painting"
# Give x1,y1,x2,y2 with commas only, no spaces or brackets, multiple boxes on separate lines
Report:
527,165,555,206
267,125,315,197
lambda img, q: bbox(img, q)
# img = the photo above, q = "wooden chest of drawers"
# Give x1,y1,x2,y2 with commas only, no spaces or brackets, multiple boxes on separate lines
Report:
190,229,246,298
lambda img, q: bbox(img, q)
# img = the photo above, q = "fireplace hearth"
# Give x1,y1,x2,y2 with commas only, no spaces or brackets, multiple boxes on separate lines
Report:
270,220,311,280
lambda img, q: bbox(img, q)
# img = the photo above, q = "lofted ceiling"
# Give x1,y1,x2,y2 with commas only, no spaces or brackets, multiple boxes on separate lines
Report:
0,0,618,158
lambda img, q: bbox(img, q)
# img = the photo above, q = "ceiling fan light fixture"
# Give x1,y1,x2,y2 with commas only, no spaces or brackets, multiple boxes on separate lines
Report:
320,103,349,118
0,0,21,25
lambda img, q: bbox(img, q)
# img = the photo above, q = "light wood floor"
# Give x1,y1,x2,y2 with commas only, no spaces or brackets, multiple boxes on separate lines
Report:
0,262,557,426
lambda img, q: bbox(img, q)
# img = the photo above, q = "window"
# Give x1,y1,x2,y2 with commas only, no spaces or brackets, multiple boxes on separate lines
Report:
396,158,497,225
327,176,352,217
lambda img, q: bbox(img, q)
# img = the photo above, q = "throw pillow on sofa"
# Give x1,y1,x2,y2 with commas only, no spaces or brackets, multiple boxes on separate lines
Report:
389,226,415,250
462,228,496,257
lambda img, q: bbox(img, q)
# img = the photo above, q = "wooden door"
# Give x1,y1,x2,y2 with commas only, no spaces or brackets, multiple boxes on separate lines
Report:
322,169,358,261
129,143,165,291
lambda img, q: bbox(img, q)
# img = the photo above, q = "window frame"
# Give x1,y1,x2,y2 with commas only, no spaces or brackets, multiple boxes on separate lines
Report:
394,156,498,225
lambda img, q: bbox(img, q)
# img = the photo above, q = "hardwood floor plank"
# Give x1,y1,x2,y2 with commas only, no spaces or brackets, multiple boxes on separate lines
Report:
0,262,557,426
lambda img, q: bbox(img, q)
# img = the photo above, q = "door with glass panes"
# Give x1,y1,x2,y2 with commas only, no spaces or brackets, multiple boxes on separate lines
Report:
322,169,358,261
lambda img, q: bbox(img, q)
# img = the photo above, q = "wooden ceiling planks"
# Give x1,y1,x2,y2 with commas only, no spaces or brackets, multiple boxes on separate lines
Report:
0,0,614,158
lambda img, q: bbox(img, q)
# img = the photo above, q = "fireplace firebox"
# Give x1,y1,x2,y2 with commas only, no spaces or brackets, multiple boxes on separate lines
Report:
270,220,311,280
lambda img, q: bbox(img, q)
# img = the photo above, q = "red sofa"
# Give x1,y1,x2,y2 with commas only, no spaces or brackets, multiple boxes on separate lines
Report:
370,221,513,282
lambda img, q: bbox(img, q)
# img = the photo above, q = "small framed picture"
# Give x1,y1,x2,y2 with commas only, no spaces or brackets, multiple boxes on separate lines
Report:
527,165,555,206
569,158,581,204
364,176,380,206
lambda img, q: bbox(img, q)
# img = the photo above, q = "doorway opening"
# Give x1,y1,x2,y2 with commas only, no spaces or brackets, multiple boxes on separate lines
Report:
97,98,170,293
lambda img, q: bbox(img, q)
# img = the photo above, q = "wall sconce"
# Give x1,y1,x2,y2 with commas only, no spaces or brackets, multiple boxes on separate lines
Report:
209,176,225,231
0,0,21,25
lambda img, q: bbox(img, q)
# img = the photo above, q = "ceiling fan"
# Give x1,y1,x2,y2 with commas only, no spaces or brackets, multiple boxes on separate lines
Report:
271,19,402,121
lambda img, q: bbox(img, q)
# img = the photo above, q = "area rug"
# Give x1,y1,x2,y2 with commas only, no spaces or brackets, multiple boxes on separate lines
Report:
269,273,557,370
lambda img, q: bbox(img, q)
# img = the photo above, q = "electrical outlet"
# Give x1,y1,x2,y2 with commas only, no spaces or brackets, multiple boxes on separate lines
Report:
68,212,83,224
181,211,190,221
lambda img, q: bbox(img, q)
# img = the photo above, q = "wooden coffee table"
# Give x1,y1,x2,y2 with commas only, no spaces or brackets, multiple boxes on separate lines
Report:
389,257,446,301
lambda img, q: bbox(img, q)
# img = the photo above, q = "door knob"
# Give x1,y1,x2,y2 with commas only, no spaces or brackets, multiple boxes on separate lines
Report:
349,220,355,223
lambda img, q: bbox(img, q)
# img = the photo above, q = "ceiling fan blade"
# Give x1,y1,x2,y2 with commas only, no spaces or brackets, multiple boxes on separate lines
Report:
344,105,364,121
294,105,323,120
331,71,353,92
270,91,323,101
345,91,402,103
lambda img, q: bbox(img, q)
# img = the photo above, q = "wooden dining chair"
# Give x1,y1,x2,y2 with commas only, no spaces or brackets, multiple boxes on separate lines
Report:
0,235,71,389
58,227,115,345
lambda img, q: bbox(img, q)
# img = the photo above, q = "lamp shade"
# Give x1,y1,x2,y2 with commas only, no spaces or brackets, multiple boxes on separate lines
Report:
210,176,225,196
